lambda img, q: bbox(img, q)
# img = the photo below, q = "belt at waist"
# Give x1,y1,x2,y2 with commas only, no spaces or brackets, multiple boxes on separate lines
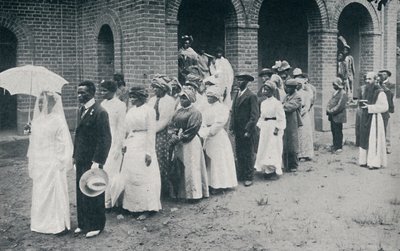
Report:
264,117,277,121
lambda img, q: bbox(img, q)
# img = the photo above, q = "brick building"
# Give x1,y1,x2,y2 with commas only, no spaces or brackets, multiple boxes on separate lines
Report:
0,0,398,134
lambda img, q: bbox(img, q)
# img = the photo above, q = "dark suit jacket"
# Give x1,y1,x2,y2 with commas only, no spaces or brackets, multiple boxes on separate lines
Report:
230,88,260,137
73,101,112,165
326,89,347,124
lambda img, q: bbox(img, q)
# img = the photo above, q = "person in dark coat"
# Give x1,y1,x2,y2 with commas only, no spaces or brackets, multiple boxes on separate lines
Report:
282,79,302,172
229,73,260,187
326,78,348,153
73,81,112,238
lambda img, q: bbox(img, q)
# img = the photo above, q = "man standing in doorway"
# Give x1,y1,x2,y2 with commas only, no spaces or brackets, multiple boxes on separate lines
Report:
359,72,388,169
73,81,112,238
230,73,259,187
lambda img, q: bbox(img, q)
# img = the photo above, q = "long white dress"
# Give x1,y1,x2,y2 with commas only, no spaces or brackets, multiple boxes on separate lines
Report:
28,96,72,234
297,86,315,159
199,102,237,189
210,57,234,106
121,104,161,212
359,92,388,168
101,96,126,208
255,96,286,175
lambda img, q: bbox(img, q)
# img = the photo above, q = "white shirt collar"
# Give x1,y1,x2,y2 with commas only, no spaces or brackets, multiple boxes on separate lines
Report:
239,88,248,96
383,79,389,84
84,98,95,109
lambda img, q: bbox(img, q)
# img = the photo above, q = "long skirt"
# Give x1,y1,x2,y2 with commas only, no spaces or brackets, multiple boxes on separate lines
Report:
298,111,314,159
155,128,171,196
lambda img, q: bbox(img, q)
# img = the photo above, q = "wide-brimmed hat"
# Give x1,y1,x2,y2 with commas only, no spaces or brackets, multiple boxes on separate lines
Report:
292,68,303,78
277,60,291,72
332,77,344,89
378,69,392,77
258,68,273,77
79,168,109,197
235,73,254,82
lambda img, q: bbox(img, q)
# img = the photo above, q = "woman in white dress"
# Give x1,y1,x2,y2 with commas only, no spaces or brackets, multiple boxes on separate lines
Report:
255,81,286,179
199,85,237,191
121,85,161,220
27,91,73,234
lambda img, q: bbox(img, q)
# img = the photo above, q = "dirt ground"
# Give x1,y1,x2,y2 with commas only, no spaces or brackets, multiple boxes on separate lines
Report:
1,102,400,251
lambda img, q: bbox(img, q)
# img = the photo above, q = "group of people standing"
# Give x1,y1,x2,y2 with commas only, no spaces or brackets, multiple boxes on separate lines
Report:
26,34,395,239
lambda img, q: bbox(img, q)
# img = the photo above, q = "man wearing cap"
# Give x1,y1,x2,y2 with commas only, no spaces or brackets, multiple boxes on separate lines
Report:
282,78,302,172
73,81,112,238
378,69,395,154
359,72,388,169
99,80,126,210
230,73,259,186
326,78,348,153
210,47,234,106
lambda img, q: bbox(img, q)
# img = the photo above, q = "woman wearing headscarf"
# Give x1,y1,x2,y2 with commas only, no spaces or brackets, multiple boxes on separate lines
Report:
148,75,177,196
199,85,237,191
121,85,161,220
178,35,199,85
255,81,286,179
27,91,73,234
168,87,209,200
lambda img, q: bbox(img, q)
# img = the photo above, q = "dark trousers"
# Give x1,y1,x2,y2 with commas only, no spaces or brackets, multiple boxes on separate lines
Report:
282,150,298,171
330,120,343,150
76,161,106,232
235,135,255,181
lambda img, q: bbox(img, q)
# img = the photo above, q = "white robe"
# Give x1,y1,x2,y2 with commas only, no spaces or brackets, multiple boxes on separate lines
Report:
359,92,388,168
198,102,237,189
121,104,161,212
255,97,286,175
298,87,314,159
101,96,126,208
28,114,72,234
210,57,234,106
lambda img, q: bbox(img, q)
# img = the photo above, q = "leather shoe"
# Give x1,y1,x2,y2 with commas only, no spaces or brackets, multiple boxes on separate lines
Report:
73,228,82,236
244,180,253,187
85,230,101,238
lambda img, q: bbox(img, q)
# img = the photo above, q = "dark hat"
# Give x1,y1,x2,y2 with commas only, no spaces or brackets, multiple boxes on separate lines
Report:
235,73,254,82
258,68,273,77
99,80,118,93
285,78,298,87
378,69,392,77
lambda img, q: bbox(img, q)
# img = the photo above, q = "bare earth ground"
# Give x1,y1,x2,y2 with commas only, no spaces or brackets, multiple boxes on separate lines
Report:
1,102,400,251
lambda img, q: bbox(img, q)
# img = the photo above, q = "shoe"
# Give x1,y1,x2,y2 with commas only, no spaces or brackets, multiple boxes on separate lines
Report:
264,172,278,180
244,180,253,187
368,166,379,170
85,230,101,238
73,228,82,236
335,149,343,154
359,164,367,168
55,228,69,236
386,148,391,154
290,168,297,173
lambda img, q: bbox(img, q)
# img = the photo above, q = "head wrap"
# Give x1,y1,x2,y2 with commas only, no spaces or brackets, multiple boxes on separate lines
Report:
262,80,276,91
151,74,171,92
206,85,223,99
99,80,118,92
180,86,196,103
129,85,149,99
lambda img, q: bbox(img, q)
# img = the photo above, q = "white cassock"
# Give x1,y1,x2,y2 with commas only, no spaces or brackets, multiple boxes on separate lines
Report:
297,86,314,159
255,96,286,175
210,57,234,106
359,92,388,168
199,101,237,189
101,96,126,208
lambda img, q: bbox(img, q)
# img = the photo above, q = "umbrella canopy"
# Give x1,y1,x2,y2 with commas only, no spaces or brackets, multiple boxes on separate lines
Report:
0,65,68,97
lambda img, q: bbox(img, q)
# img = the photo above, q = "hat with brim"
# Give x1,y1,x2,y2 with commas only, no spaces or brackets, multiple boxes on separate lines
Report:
277,60,291,72
235,73,254,82
79,168,109,197
258,68,273,77
272,60,282,70
292,68,303,78
285,78,298,87
378,70,392,77
332,77,344,89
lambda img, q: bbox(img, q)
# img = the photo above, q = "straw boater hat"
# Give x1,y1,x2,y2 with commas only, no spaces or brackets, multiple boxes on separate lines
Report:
235,73,254,82
79,168,109,197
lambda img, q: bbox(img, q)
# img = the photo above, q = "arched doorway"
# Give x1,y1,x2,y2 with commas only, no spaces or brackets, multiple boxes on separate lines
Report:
338,3,374,98
97,24,114,82
177,0,236,56
0,27,17,132
258,0,309,73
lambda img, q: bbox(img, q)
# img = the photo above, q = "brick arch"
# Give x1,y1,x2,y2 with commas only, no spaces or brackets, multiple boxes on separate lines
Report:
93,9,124,73
0,12,35,65
332,0,380,33
165,0,247,26
250,0,329,30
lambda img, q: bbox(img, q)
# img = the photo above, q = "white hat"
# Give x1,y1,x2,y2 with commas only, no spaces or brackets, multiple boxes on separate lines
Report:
79,168,109,197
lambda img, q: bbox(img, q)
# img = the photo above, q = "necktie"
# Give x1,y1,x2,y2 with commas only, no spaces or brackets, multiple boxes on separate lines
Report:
79,106,86,119
154,97,161,121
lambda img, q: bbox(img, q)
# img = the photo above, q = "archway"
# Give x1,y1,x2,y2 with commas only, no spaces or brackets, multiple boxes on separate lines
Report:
338,3,375,98
177,0,237,56
0,27,17,131
97,24,115,82
258,0,310,73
